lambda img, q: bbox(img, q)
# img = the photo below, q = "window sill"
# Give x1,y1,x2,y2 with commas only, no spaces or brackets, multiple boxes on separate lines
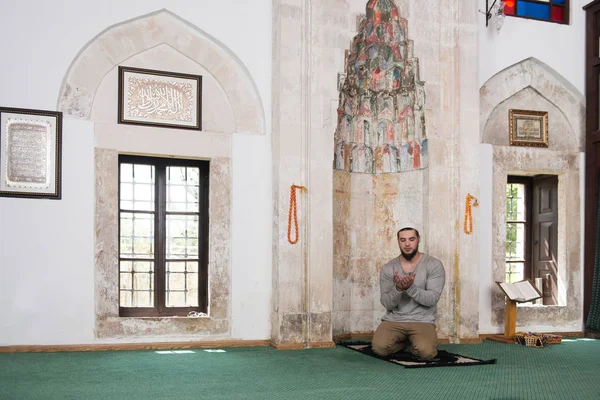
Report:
96,313,228,339
516,303,563,308
119,315,211,320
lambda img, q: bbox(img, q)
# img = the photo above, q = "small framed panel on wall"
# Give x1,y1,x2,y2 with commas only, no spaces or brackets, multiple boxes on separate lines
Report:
118,66,202,130
0,107,62,199
509,109,548,148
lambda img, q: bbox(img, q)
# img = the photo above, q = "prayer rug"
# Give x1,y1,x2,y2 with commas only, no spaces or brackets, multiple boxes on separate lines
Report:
337,341,496,369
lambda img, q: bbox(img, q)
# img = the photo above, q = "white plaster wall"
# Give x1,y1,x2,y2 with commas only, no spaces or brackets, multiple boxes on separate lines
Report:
0,119,96,345
0,0,272,345
231,134,272,340
1,1,272,113
479,0,587,95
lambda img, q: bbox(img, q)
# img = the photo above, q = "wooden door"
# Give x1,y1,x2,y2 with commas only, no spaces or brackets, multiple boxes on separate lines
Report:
532,175,558,305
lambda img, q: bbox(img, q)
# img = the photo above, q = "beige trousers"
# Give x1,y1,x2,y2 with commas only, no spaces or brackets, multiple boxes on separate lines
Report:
371,320,438,360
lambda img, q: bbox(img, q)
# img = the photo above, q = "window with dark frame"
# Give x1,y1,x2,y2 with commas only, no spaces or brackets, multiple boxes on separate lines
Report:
118,155,209,317
504,0,569,24
505,176,532,283
506,175,559,304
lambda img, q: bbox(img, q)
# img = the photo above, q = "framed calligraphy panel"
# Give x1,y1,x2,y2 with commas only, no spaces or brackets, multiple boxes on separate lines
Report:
509,109,548,148
118,66,202,130
0,107,62,199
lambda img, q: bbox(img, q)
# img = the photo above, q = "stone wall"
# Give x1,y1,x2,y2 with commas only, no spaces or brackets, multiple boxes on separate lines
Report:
333,170,425,335
274,0,479,344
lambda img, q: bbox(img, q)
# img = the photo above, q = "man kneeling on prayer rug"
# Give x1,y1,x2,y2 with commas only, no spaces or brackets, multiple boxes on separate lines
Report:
372,223,446,360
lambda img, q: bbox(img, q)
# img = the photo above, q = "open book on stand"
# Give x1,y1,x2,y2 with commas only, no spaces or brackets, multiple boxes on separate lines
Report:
496,280,542,303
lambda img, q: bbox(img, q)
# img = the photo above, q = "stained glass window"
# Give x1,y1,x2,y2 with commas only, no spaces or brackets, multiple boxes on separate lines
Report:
504,0,569,24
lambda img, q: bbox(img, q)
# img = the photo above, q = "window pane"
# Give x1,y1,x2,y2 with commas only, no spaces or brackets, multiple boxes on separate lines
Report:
119,261,155,307
506,183,525,221
516,1,550,20
120,163,133,181
506,222,525,261
550,5,564,22
120,272,132,290
166,261,199,307
166,215,199,259
121,260,132,272
133,261,153,273
506,262,524,283
167,166,200,212
505,1,515,15
133,290,153,308
120,163,155,211
133,237,154,258
506,180,527,283
120,213,155,259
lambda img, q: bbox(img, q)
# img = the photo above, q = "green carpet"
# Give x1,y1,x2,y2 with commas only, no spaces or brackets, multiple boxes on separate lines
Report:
1,339,599,399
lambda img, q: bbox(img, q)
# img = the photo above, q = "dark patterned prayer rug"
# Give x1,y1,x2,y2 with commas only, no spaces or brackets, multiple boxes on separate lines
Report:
337,341,496,369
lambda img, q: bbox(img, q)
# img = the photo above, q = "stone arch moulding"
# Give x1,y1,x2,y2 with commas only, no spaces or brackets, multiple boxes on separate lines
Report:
480,57,584,146
57,9,265,135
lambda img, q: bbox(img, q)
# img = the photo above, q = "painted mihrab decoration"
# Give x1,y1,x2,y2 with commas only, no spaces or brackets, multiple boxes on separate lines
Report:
334,0,427,173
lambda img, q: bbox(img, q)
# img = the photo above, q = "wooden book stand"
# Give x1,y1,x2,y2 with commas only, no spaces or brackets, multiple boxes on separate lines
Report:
487,298,517,344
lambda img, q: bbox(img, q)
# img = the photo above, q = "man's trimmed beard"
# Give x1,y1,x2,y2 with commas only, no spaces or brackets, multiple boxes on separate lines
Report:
401,246,419,261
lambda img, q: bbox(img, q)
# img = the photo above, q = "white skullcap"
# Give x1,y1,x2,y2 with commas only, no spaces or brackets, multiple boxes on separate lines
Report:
398,222,419,232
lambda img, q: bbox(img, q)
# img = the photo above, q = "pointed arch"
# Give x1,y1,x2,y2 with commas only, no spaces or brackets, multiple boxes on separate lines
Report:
58,9,265,134
480,57,584,147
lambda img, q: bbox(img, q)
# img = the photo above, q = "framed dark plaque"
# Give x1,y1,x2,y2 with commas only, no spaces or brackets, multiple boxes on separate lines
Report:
0,107,62,199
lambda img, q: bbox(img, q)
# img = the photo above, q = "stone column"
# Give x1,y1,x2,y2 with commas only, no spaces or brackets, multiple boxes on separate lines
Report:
271,0,347,348
422,0,480,341
455,0,481,341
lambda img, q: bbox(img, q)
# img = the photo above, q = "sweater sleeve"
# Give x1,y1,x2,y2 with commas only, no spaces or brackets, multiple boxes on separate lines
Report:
405,260,445,307
380,264,403,310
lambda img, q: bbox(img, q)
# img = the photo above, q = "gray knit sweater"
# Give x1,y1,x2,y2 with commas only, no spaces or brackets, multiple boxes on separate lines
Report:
379,254,446,324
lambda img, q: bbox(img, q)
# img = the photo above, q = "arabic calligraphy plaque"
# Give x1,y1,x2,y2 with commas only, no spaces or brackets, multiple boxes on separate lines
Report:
0,108,62,199
509,109,548,148
118,66,202,130
6,119,50,188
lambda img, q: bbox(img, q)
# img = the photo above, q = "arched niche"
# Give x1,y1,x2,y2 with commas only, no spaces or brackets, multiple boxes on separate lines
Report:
481,57,584,150
57,9,265,135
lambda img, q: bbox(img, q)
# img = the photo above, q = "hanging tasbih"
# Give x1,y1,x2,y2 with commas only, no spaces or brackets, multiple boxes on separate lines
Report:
287,185,307,244
463,193,479,235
